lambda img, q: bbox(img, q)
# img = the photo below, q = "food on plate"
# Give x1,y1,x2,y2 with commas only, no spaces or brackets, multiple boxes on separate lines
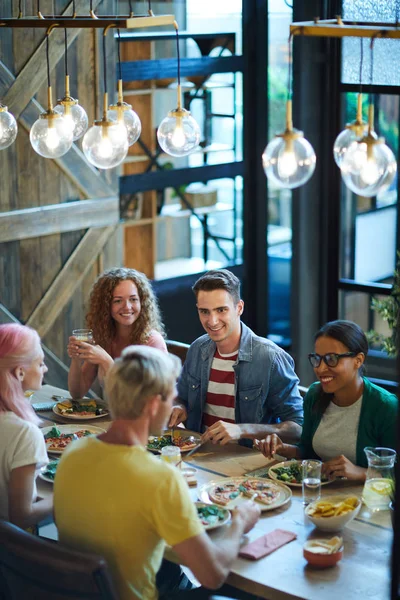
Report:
271,462,329,485
303,536,343,555
56,399,107,417
147,433,198,452
196,504,229,528
43,425,92,451
307,496,359,518
41,461,59,481
303,536,344,567
209,479,280,507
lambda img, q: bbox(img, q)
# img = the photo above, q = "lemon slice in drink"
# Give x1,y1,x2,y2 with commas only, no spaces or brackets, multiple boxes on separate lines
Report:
370,480,392,495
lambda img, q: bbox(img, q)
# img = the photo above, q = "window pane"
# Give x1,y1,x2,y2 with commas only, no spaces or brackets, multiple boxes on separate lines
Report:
267,0,292,346
342,1,400,86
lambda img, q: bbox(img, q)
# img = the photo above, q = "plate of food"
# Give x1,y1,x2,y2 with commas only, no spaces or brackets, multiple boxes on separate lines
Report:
147,430,201,453
52,398,109,420
38,460,59,483
195,502,231,531
41,424,105,454
198,477,292,512
268,461,334,488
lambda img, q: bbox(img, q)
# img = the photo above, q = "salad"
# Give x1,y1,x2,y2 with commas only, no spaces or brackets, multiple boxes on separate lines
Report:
41,461,58,481
196,504,229,528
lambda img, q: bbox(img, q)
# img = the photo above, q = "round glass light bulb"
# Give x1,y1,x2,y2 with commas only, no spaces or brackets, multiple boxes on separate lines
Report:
0,108,18,150
82,122,128,169
108,105,141,147
157,109,201,157
262,132,316,189
54,102,88,141
333,125,368,167
341,141,397,197
30,114,73,158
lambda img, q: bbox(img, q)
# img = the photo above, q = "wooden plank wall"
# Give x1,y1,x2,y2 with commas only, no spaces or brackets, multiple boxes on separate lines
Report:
0,0,122,374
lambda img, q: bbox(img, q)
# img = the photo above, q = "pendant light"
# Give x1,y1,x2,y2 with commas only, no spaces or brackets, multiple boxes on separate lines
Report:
333,39,368,168
0,103,18,150
108,30,141,147
262,34,316,189
82,26,128,170
30,27,73,158
157,22,201,157
54,29,88,141
340,37,397,197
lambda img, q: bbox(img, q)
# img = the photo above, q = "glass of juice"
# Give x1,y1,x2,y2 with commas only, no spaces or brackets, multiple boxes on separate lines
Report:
72,329,94,343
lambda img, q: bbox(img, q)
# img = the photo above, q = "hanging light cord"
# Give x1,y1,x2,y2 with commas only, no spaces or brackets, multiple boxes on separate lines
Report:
128,0,133,16
369,36,376,106
18,0,22,18
148,0,153,15
46,34,51,89
64,29,69,78
117,29,122,81
175,24,181,88
287,33,293,102
359,37,363,95
103,29,108,97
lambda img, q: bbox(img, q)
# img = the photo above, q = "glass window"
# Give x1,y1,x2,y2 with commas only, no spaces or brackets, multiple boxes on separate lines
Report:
341,1,400,86
267,0,293,346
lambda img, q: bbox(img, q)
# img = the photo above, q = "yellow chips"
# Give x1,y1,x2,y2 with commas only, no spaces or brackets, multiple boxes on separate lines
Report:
307,496,359,518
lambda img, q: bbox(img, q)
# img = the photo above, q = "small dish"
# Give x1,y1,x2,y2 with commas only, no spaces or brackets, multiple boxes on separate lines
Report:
303,538,343,568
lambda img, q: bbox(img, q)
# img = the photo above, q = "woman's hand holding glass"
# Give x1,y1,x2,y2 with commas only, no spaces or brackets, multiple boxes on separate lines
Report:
67,336,113,369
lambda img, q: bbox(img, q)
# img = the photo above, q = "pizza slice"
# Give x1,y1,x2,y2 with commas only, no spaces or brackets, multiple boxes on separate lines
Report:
240,479,280,505
208,482,241,506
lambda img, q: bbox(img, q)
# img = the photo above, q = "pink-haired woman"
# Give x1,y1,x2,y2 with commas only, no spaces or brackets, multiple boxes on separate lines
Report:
0,323,53,529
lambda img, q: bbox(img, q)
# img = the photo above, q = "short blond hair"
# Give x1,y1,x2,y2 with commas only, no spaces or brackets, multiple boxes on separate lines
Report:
104,346,181,420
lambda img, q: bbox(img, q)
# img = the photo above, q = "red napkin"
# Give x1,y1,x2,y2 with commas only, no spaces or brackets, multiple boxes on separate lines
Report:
239,529,297,560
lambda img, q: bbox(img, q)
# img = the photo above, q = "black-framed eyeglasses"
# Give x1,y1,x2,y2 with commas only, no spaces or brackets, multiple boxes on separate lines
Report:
308,352,357,368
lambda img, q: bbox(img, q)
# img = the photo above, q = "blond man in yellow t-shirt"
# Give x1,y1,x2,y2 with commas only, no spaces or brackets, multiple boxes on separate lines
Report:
54,346,260,600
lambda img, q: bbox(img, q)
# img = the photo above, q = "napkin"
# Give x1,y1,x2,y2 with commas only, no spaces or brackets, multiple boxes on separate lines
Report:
239,529,297,560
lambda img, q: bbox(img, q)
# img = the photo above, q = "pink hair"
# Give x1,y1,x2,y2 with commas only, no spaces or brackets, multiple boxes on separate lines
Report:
0,324,42,425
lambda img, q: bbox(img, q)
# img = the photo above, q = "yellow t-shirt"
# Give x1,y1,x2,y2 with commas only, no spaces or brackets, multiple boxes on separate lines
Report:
54,437,203,600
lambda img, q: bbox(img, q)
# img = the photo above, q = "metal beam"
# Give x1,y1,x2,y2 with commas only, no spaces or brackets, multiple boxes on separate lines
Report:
0,15,176,29
291,19,400,39
120,162,244,194
121,56,244,82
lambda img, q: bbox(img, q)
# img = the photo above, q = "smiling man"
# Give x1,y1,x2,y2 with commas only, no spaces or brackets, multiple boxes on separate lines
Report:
169,269,303,445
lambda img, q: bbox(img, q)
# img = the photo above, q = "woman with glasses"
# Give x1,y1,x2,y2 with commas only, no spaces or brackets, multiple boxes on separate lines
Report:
255,320,398,482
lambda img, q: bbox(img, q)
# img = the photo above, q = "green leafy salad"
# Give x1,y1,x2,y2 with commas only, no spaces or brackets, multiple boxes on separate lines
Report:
147,435,173,451
272,462,328,484
197,505,228,527
42,461,58,481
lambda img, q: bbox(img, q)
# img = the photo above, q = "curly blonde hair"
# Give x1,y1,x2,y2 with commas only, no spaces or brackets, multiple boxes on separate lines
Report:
86,268,166,354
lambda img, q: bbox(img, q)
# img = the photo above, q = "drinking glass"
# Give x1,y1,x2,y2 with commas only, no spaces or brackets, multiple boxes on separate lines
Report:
302,459,322,505
72,329,94,343
160,446,181,469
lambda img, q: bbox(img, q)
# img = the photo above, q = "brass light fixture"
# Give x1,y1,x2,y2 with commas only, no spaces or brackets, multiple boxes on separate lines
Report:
157,21,201,157
54,29,89,141
82,26,128,170
30,26,73,159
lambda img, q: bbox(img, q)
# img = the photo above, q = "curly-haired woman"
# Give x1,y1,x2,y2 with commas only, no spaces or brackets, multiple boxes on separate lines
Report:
67,267,167,398
0,323,53,529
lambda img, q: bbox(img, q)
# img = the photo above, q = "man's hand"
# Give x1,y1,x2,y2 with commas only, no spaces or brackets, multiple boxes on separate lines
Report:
168,405,188,427
322,455,366,482
232,500,261,533
201,421,242,445
253,434,284,458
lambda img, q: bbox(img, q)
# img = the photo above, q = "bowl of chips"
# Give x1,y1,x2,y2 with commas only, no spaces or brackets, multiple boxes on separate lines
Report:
305,495,361,531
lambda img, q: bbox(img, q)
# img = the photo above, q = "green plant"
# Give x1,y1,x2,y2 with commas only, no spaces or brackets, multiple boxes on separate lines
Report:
367,254,400,356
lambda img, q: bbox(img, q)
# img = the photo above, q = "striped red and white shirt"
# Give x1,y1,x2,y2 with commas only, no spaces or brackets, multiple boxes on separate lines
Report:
202,349,238,429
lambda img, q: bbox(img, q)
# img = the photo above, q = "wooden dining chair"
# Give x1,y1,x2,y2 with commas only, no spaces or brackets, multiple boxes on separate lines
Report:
0,520,118,600
166,339,190,364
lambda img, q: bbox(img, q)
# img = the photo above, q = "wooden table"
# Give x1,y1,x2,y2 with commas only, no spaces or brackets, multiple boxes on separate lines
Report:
35,385,392,600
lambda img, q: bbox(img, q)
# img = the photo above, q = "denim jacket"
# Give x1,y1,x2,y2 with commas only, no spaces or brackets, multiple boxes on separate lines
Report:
177,322,304,433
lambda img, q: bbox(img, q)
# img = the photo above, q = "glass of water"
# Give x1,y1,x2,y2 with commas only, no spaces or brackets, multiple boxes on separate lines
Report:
302,459,322,505
72,329,94,343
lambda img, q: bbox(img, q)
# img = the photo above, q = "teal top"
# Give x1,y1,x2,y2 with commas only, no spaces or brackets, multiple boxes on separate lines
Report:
298,378,398,468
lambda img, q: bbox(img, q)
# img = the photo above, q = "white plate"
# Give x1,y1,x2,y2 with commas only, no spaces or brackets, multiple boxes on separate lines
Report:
38,460,59,484
198,477,292,512
268,460,334,488
41,424,105,454
195,502,231,531
147,430,201,454
52,401,109,420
